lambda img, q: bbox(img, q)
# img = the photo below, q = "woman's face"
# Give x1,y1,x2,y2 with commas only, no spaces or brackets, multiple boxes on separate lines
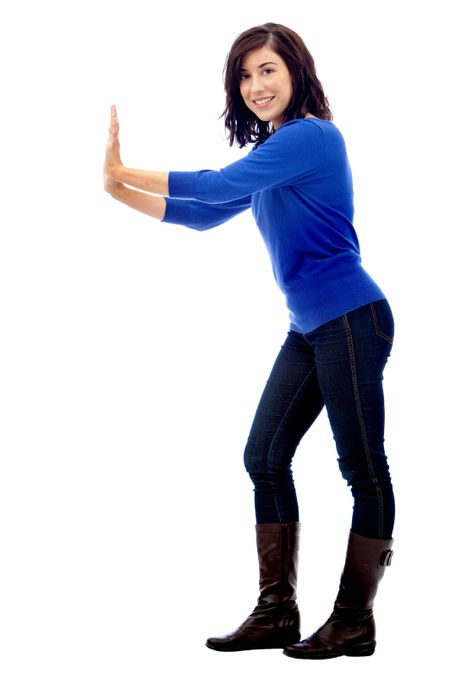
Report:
239,45,293,130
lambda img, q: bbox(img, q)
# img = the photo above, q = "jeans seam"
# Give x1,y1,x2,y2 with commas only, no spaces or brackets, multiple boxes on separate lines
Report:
370,302,393,344
265,366,316,502
343,314,384,538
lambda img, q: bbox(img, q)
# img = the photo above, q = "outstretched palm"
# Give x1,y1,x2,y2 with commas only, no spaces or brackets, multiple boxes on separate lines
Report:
104,105,122,174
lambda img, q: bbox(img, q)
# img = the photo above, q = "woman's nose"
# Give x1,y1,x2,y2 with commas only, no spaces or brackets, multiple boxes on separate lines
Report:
250,75,265,95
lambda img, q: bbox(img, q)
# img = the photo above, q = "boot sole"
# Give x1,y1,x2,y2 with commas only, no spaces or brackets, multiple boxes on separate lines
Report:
206,635,300,652
206,642,289,652
283,640,376,659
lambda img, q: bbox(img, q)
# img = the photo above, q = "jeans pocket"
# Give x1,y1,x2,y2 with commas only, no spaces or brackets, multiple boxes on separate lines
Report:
370,299,394,344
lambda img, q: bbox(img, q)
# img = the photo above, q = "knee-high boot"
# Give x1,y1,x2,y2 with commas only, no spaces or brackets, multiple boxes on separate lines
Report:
283,531,393,659
206,522,301,651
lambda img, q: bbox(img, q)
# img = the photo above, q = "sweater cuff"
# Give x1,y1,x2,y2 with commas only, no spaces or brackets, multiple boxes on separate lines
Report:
168,171,197,198
161,197,191,224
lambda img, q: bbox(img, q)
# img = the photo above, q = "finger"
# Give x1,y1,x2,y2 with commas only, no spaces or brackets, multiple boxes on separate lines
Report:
112,105,119,131
110,106,117,128
109,106,120,139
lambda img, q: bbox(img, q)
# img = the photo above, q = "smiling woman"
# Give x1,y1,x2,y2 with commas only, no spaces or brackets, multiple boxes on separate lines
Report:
104,21,396,664
222,22,332,147
238,48,294,130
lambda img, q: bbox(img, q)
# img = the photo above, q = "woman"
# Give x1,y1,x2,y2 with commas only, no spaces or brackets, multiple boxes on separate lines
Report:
104,22,395,660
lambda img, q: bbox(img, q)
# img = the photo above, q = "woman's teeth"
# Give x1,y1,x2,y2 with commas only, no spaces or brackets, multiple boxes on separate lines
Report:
254,96,274,105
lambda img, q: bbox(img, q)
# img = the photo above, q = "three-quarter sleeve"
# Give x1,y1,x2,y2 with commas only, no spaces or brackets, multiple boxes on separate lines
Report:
161,195,252,231
168,120,326,204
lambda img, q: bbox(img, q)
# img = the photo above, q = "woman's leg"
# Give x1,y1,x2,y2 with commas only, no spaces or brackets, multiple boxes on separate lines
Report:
284,298,395,660
243,330,324,524
309,298,395,538
206,331,324,652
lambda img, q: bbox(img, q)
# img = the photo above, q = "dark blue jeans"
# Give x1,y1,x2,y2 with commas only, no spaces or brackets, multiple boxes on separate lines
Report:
243,299,395,539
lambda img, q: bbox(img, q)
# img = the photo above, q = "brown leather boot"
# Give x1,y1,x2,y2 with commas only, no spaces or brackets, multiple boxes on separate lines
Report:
283,531,393,659
206,522,301,651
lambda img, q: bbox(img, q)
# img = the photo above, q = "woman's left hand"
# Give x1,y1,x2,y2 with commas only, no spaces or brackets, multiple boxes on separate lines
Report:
104,104,123,176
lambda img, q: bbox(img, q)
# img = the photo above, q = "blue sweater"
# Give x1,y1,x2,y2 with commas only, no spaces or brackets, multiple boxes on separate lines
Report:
162,118,385,333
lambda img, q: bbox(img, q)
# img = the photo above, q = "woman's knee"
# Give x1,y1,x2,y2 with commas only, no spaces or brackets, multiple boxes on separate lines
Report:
243,436,257,474
337,448,393,491
244,442,295,489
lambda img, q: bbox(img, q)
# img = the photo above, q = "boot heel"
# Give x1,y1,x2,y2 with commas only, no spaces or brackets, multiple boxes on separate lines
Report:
346,640,376,657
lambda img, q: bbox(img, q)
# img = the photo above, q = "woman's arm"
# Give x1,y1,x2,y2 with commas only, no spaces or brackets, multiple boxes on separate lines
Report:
163,195,251,230
105,106,323,206
111,165,169,196
105,176,166,220
168,120,326,203
105,172,251,226
104,107,250,226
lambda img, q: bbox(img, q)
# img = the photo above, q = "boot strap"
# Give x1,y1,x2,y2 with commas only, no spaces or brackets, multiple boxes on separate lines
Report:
379,549,394,567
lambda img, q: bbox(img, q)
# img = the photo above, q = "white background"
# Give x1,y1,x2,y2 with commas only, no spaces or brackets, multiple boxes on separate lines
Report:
1,0,448,681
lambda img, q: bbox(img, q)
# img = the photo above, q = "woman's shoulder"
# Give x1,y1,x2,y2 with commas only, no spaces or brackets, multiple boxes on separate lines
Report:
277,117,344,147
251,117,341,154
265,117,333,150
279,116,336,132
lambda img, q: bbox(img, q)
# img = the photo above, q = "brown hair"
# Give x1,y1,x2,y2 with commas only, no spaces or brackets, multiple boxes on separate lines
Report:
222,22,332,148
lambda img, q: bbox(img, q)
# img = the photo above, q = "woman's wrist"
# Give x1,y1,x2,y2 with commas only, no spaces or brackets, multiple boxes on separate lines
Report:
108,164,125,182
109,180,125,199
104,168,125,197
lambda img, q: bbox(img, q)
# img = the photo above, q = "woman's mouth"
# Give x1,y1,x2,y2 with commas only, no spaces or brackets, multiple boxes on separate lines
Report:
253,96,275,107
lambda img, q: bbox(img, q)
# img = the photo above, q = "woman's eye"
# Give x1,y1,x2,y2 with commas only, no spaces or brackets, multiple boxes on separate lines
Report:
239,68,273,81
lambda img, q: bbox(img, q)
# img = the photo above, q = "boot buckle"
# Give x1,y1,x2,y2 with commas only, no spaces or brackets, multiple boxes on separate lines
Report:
379,549,394,567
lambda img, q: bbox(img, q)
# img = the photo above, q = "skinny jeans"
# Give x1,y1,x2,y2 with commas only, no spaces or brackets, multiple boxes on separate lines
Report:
243,298,395,539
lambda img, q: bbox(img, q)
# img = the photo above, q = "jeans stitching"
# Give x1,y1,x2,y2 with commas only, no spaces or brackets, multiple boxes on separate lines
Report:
265,367,317,520
370,302,393,344
343,314,384,538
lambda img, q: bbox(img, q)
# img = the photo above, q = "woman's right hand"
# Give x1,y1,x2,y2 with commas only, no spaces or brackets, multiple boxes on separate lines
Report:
104,105,123,177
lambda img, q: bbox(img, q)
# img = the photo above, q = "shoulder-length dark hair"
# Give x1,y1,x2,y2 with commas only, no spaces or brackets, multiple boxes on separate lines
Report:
222,22,332,148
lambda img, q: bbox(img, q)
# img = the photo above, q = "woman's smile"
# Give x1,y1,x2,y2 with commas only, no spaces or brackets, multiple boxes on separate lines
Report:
253,96,275,106
239,46,293,129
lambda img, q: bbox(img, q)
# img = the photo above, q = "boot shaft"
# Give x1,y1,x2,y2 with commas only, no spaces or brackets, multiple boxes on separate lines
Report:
256,522,300,605
336,531,394,610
